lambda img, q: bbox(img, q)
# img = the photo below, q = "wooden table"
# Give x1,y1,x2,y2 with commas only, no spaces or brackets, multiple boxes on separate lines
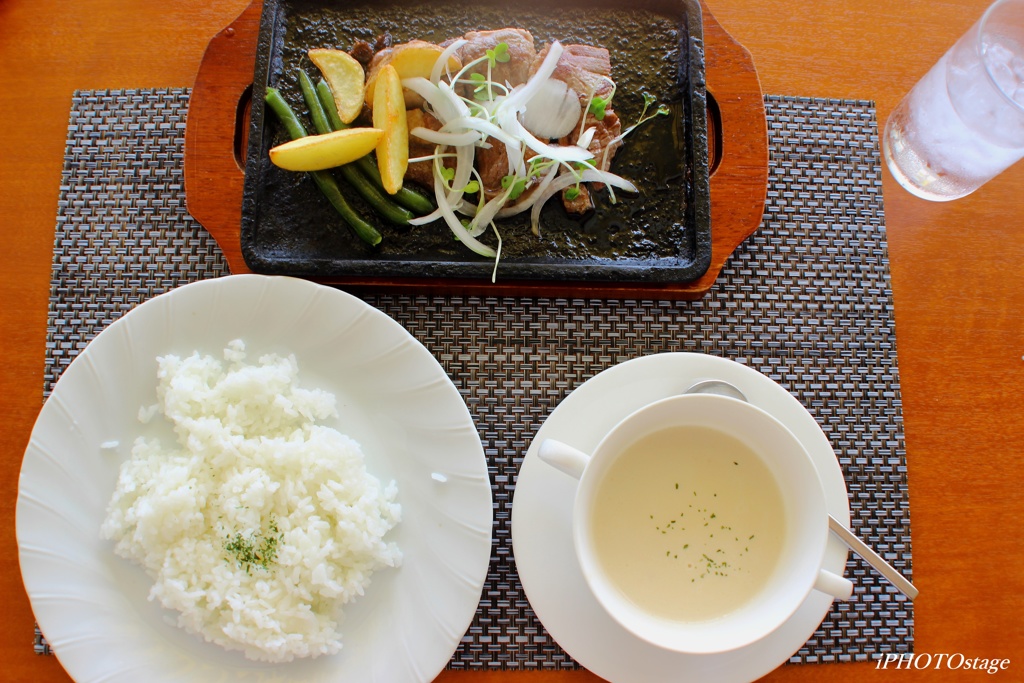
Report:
1,1,1021,681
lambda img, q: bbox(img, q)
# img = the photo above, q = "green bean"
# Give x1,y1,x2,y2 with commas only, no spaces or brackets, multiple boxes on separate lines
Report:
315,78,347,132
358,154,435,215
315,78,436,216
264,86,307,140
264,87,382,247
299,72,414,226
298,71,334,137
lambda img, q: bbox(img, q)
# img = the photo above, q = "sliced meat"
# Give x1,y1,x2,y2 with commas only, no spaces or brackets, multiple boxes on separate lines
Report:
558,109,623,214
405,108,445,189
457,29,537,90
475,140,510,197
531,43,615,103
561,183,593,214
476,141,544,209
581,109,623,173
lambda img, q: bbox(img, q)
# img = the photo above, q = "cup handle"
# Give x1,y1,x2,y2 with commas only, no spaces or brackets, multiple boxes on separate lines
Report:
814,568,854,601
537,439,591,481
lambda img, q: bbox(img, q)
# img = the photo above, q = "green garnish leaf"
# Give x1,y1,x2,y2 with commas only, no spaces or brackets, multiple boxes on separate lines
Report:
565,186,581,201
463,180,480,194
441,167,456,183
501,174,528,200
589,95,608,120
486,42,510,67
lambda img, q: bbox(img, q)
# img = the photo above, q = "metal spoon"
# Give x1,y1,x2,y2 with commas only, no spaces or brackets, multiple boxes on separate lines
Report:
684,379,919,600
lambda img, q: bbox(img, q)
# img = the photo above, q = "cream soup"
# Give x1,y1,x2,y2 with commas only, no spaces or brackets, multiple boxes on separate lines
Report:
590,425,786,622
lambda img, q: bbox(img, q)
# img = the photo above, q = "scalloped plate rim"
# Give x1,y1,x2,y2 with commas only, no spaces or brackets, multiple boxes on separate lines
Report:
17,274,492,683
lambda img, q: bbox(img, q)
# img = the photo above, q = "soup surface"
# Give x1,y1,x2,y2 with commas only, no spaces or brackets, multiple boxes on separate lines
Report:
590,425,786,622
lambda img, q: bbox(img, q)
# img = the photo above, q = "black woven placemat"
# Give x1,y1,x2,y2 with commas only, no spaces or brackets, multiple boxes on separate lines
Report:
36,88,913,668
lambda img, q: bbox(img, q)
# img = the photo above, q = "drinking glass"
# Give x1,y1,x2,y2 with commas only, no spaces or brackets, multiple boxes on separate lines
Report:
883,0,1024,200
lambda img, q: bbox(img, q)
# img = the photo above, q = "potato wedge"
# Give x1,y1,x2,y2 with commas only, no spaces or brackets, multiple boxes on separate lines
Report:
269,127,383,172
372,65,408,195
365,40,462,108
308,49,365,124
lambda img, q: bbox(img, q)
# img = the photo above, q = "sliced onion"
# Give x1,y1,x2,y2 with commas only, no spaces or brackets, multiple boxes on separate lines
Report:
495,106,527,177
505,115,593,164
503,41,564,111
577,125,597,150
439,81,472,119
495,163,560,218
444,115,520,147
431,39,467,84
432,157,496,257
468,182,517,235
408,209,442,226
407,145,474,226
410,127,481,147
402,77,459,124
530,169,638,235
519,79,581,139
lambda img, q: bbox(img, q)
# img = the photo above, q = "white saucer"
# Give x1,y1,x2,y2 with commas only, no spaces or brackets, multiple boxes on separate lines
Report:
511,353,850,683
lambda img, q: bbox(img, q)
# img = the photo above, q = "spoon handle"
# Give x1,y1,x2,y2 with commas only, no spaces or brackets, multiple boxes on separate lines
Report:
828,515,919,601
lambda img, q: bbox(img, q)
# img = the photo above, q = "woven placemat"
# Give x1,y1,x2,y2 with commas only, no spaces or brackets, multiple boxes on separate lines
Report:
36,89,913,668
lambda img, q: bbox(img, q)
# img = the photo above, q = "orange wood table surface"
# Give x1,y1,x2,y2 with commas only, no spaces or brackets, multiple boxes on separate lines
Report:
1,1,1021,681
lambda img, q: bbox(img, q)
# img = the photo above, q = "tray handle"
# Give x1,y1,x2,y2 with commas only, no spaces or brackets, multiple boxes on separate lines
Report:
184,1,262,274
699,0,769,280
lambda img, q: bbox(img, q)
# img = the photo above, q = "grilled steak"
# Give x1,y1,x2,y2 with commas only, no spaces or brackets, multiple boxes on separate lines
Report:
531,43,615,103
456,29,537,89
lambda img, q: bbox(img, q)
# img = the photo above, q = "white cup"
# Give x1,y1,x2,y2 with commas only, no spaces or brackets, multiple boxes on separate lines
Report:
538,393,852,654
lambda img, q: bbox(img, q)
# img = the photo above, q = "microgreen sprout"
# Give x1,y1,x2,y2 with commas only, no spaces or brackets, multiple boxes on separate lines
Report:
621,91,671,137
486,42,510,67
500,174,528,200
469,72,489,100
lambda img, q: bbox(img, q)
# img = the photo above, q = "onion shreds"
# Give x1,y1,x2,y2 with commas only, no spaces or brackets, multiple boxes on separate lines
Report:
469,181,518,236
410,127,481,147
490,222,503,284
432,155,496,257
520,79,581,139
503,41,565,111
577,126,597,150
431,39,467,85
403,38,647,276
530,169,638,236
495,163,560,220
445,116,520,147
509,116,593,164
402,77,459,124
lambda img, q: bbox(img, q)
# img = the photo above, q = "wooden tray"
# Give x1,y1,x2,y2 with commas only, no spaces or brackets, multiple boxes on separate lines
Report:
184,0,768,299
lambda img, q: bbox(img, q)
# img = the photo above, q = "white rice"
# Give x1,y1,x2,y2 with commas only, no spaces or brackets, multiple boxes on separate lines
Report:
101,340,401,662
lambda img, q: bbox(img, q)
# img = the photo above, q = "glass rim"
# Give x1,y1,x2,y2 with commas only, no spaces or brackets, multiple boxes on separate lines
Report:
979,0,1024,114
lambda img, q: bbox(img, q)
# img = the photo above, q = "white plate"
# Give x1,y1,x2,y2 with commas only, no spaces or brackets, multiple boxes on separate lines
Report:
17,274,493,683
511,353,850,683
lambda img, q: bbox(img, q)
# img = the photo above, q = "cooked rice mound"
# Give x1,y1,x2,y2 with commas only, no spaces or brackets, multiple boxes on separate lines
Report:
101,340,401,662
